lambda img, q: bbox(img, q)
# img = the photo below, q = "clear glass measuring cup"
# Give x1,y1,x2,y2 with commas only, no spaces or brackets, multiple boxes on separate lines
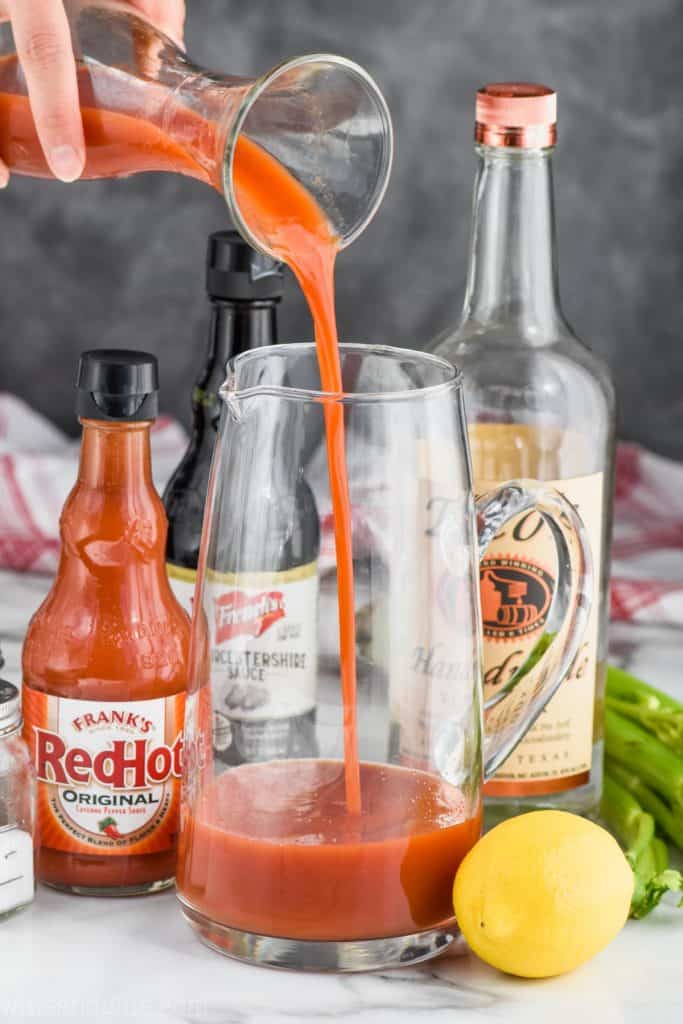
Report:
176,344,592,972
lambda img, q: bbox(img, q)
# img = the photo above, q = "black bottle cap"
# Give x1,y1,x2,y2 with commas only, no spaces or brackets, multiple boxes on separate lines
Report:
76,350,159,421
206,230,284,302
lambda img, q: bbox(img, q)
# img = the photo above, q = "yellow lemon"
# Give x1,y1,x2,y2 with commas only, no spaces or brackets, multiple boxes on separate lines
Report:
453,810,633,978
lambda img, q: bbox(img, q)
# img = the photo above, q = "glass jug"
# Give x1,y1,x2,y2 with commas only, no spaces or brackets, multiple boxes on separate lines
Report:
0,0,393,255
176,344,592,972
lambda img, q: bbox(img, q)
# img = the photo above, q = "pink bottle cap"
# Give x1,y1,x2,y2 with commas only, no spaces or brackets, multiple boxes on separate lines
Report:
475,83,557,148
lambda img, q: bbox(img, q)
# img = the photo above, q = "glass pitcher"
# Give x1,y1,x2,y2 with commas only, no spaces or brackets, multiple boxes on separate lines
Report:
0,0,393,255
176,344,592,972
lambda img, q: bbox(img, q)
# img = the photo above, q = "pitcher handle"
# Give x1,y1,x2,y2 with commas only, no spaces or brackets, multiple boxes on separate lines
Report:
478,481,593,780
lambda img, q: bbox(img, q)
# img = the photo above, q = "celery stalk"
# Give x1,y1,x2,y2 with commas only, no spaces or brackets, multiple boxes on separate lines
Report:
606,666,683,755
604,707,683,811
631,864,683,919
602,769,683,919
651,837,669,875
608,665,683,714
605,756,683,850
601,774,654,865
632,843,659,915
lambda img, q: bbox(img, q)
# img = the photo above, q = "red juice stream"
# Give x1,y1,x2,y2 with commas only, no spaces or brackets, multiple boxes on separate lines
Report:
232,138,362,814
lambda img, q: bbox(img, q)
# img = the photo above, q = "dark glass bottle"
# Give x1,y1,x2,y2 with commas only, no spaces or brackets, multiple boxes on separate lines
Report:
164,231,321,765
164,230,285,611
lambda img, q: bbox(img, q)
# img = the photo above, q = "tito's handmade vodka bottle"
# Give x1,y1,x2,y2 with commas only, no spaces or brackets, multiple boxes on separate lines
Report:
431,84,615,821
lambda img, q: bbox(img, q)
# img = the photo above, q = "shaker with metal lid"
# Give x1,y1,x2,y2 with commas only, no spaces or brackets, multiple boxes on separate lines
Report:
0,680,34,918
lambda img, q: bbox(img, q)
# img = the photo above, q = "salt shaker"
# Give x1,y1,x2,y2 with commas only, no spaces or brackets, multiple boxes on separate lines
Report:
0,681,34,918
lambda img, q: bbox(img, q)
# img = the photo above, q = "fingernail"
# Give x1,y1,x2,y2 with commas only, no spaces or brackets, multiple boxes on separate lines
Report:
0,168,9,190
50,145,84,183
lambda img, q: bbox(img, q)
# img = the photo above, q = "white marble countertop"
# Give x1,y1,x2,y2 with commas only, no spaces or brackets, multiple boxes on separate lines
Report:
1,570,681,1024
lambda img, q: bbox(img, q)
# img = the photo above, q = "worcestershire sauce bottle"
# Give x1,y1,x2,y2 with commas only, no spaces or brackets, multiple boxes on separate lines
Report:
165,230,285,611
164,231,321,765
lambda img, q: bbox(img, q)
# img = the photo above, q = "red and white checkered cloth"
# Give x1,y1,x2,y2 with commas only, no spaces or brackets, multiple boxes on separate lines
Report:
0,393,680,626
610,443,683,625
0,393,187,574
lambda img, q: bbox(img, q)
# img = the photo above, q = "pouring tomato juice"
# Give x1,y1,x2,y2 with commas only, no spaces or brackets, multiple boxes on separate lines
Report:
181,127,483,941
182,138,483,941
2,59,481,931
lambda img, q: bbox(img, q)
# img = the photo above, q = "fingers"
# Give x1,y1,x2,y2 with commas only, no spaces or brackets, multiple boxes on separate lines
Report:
0,7,9,185
130,0,186,46
8,0,85,182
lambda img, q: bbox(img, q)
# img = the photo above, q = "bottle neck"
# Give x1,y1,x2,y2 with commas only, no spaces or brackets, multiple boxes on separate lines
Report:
195,301,278,423
165,69,251,191
461,145,564,337
77,420,155,491
209,300,279,366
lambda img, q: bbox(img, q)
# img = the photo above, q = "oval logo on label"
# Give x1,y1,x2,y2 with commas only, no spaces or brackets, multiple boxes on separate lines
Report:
480,557,554,639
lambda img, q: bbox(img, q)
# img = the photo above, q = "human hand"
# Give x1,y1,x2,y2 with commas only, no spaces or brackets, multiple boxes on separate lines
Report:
0,0,186,187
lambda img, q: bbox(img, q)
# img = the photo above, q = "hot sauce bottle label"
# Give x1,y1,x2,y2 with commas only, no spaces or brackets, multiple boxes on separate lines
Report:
23,690,185,855
479,471,604,796
167,563,197,617
206,560,318,763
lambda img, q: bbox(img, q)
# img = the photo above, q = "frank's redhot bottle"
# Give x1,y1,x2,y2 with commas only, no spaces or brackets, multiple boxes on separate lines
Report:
22,351,189,894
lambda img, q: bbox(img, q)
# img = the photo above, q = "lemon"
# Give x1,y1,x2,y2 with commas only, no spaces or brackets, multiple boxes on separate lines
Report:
453,810,633,978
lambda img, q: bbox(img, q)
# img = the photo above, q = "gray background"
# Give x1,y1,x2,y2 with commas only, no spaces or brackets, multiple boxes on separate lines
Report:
1,0,681,453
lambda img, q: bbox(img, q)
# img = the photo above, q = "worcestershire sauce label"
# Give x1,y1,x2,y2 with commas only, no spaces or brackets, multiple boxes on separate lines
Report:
206,560,319,763
479,471,604,796
23,690,185,855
